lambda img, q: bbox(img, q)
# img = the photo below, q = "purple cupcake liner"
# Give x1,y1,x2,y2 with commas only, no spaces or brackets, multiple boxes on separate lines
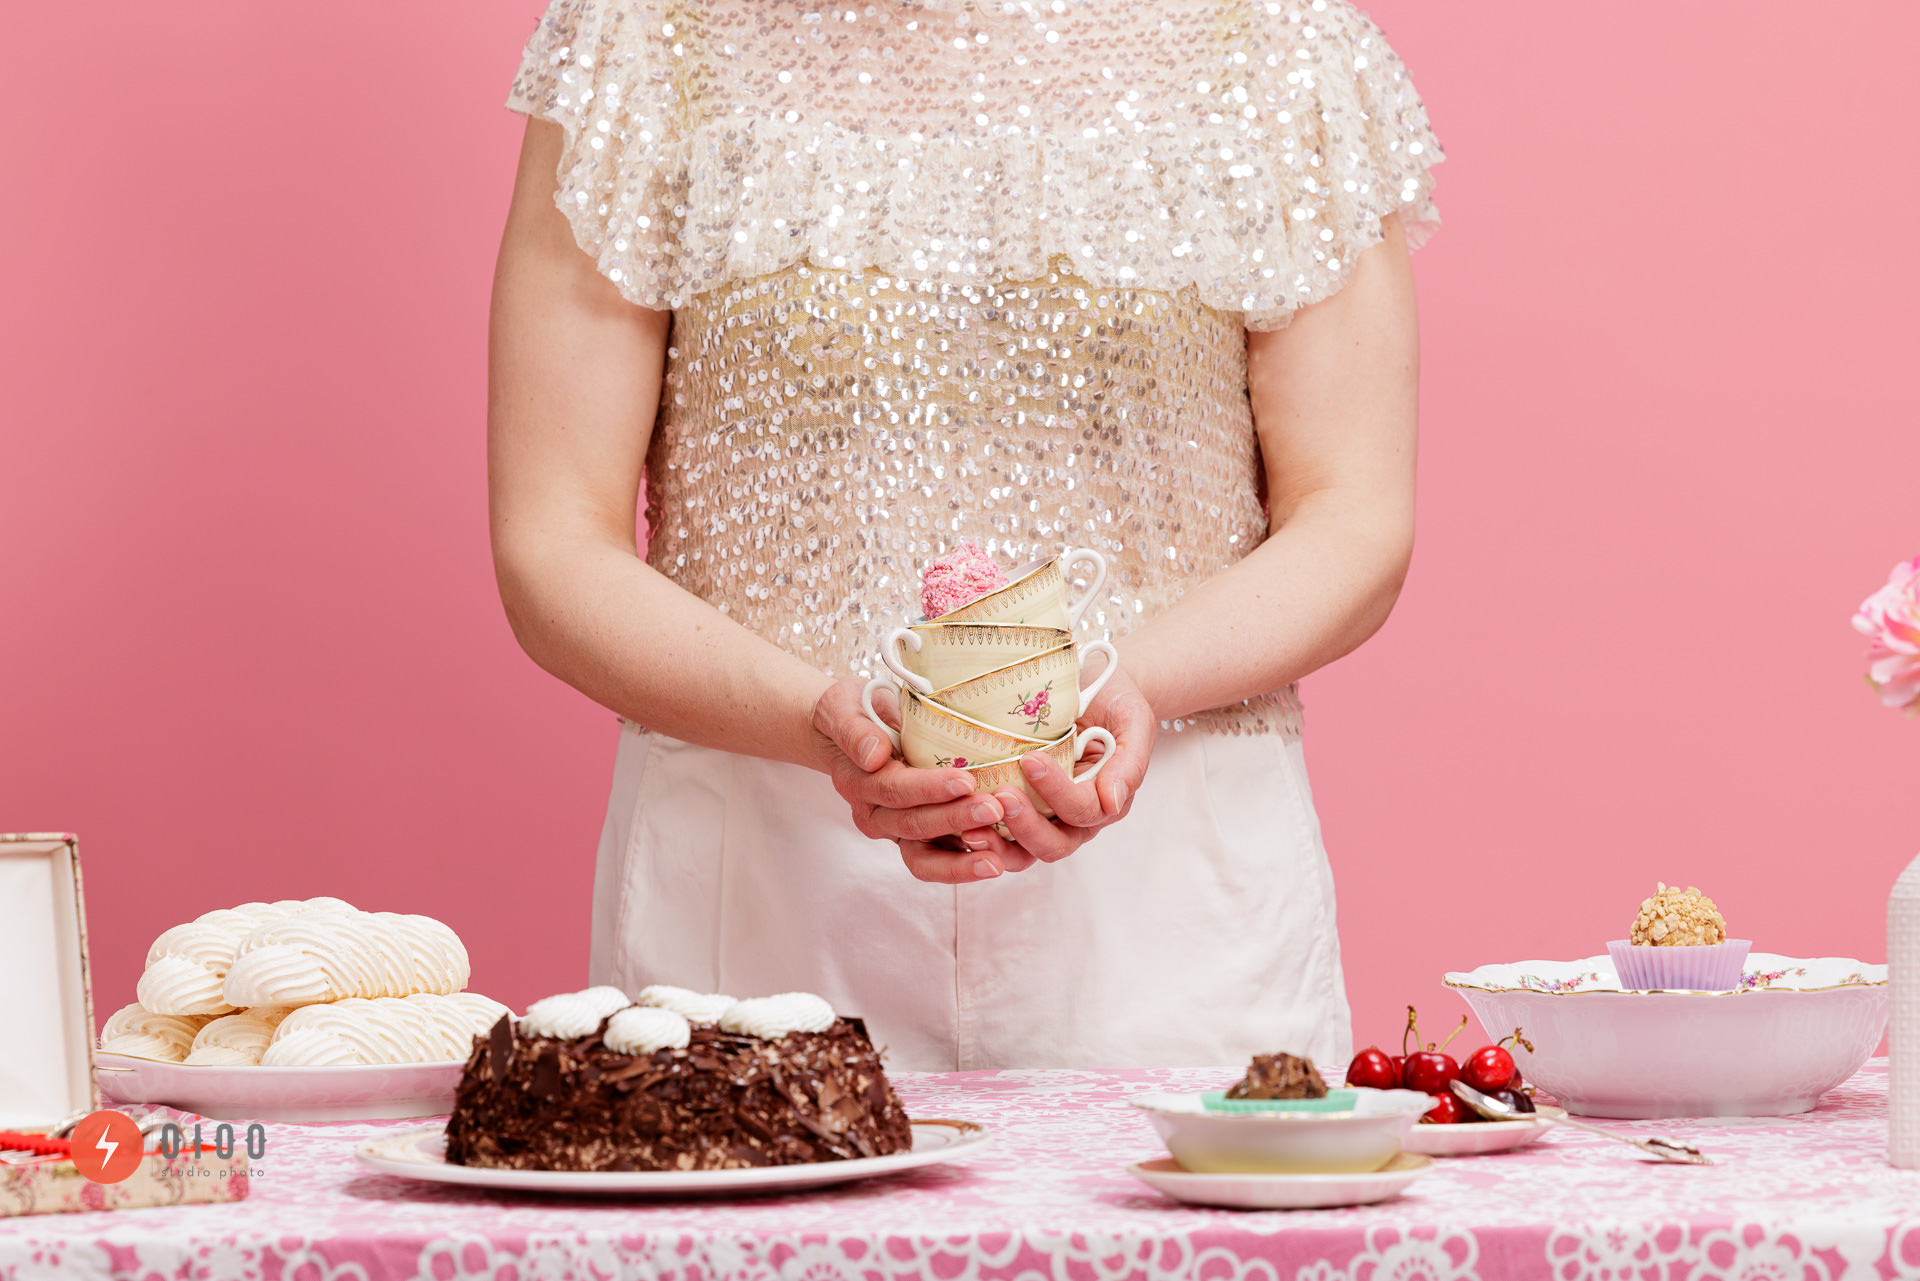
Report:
1607,939,1752,991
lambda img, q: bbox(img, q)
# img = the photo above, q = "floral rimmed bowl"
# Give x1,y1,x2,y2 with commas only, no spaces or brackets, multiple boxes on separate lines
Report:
1443,953,1886,1119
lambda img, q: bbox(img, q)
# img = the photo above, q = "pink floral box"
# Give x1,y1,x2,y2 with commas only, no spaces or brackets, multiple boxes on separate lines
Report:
0,1151,248,1219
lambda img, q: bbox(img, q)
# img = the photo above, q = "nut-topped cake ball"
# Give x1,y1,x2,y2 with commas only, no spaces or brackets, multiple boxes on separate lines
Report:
1629,884,1727,947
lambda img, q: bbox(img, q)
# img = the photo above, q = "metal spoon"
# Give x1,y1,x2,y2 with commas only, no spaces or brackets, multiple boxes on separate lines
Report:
1451,1080,1712,1165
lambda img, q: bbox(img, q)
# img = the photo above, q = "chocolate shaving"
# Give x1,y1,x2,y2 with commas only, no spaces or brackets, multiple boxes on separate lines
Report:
487,1015,513,1082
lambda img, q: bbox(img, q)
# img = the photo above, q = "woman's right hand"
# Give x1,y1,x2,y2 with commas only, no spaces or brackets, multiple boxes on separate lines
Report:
809,678,1027,884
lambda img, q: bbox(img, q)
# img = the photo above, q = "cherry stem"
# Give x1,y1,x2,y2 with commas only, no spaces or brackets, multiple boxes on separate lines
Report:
1403,1005,1419,1058
1435,1014,1468,1053
1498,1026,1536,1054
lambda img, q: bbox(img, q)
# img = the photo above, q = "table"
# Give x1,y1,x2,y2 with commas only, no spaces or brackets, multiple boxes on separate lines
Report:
5,1061,1918,1281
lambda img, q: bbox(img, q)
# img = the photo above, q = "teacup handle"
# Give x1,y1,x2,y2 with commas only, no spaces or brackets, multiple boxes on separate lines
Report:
1076,640,1120,705
1069,726,1117,785
1062,548,1108,629
879,628,935,695
860,676,904,751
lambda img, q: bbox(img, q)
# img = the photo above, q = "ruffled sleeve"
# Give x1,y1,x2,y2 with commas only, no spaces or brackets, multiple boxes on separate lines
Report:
1236,0,1444,329
503,0,1441,326
506,0,690,310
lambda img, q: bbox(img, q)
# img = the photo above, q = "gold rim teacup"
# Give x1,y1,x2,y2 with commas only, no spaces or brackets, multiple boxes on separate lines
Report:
915,548,1108,632
881,623,1072,696
963,727,1116,820
924,639,1118,740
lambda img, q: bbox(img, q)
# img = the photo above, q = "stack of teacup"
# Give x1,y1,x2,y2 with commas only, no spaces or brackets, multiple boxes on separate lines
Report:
861,546,1121,819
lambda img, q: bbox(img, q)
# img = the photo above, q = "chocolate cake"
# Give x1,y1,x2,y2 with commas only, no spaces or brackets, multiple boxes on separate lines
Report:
443,990,913,1172
1225,1052,1329,1100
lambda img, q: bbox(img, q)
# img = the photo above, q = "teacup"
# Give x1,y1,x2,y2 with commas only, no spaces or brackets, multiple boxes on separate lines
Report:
924,639,1118,740
882,623,1071,696
919,548,1108,631
962,728,1116,822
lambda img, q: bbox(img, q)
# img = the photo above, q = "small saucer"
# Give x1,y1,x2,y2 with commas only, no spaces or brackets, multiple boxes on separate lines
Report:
1400,1106,1564,1157
1126,1152,1432,1210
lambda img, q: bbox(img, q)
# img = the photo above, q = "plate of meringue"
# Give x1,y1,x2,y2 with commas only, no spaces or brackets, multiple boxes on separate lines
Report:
95,897,510,1122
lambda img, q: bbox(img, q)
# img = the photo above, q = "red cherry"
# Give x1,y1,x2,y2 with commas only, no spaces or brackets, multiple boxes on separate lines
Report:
1402,1051,1460,1095
1345,1046,1399,1091
1421,1092,1471,1124
1487,1087,1535,1115
1390,1054,1407,1085
1462,1045,1516,1093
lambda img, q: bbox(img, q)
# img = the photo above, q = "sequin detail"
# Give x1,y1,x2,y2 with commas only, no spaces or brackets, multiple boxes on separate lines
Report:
648,261,1301,737
508,0,1441,330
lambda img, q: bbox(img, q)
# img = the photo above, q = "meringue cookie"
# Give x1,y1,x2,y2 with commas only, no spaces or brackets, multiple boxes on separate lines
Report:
185,1011,282,1066
263,993,511,1065
98,1003,213,1062
222,909,470,1008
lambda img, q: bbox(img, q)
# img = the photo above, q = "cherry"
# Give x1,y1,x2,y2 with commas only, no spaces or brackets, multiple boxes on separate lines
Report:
1462,1045,1516,1093
1402,1050,1460,1095
1390,1055,1407,1086
1421,1092,1471,1125
1487,1087,1535,1115
1345,1046,1400,1091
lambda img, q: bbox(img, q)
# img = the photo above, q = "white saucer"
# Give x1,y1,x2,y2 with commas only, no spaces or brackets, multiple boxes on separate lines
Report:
355,1119,989,1196
1126,1151,1432,1210
1400,1106,1564,1157
96,1052,465,1122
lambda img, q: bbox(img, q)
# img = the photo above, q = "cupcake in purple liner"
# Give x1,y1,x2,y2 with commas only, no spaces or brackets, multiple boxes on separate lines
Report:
1608,884,1751,990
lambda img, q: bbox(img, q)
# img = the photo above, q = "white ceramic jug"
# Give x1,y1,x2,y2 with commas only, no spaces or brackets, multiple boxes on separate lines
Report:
1890,851,1920,1166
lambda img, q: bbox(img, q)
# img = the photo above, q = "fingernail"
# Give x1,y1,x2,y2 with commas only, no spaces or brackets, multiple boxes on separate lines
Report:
970,800,1002,825
996,790,1025,819
947,778,974,798
962,835,990,852
857,736,879,764
972,859,1001,880
1110,781,1129,814
1020,753,1047,779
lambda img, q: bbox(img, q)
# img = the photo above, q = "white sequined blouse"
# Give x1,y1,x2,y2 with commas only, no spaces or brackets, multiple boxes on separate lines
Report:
508,0,1441,735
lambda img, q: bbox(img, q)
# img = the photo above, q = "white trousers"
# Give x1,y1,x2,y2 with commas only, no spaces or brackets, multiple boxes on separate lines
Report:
590,723,1352,1071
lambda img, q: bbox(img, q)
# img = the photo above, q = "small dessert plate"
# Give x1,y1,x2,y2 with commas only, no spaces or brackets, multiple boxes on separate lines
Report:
1400,1106,1565,1157
1127,1152,1432,1210
354,1119,989,1196
97,1053,465,1123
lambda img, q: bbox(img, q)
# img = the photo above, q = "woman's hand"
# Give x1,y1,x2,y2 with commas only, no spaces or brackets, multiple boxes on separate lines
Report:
968,662,1159,865
809,678,1029,884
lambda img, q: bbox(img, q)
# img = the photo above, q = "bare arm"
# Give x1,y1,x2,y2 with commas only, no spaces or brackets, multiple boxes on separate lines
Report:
1118,213,1420,718
489,120,1009,874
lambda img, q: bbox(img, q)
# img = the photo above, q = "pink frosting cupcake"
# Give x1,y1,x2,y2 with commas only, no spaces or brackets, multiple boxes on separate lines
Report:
920,542,1010,619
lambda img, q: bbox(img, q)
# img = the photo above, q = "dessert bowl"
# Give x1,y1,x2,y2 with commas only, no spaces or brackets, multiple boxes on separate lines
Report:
1444,953,1887,1118
1130,1088,1433,1174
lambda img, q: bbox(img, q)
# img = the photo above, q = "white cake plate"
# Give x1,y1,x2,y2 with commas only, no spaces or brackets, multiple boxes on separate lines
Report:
96,1052,465,1122
355,1119,988,1195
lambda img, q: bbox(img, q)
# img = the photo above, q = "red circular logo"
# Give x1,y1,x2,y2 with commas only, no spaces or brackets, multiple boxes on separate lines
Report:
69,1110,143,1184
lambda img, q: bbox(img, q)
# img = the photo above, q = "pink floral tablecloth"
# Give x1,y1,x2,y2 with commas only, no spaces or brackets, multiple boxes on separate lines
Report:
6,1061,1919,1281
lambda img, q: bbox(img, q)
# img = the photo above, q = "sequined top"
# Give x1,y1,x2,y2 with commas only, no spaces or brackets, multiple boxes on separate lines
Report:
508,0,1441,735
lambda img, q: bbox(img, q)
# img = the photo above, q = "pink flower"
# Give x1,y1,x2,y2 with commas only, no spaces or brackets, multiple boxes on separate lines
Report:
1853,557,1920,714
1019,690,1050,718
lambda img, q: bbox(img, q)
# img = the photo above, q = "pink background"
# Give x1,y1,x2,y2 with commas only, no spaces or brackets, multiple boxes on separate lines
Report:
5,1,1916,1057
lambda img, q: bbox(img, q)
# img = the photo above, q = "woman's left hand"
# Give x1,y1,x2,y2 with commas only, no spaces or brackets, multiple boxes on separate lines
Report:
962,662,1158,864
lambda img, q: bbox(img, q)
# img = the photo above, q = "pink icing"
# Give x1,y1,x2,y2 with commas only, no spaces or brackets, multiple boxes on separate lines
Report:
920,541,1010,618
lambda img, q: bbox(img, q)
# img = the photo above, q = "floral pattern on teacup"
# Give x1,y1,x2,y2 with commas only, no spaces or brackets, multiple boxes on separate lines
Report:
934,755,970,769
1011,683,1055,734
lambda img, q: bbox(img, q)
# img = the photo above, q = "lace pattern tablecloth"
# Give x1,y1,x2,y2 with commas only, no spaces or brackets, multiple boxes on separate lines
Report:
4,1061,1917,1281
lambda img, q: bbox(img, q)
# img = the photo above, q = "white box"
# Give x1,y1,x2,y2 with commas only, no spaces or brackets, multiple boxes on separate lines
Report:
0,834,98,1129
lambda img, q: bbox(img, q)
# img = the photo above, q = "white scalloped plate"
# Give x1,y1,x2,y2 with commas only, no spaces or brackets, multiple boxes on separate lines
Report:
1400,1107,1564,1156
355,1119,988,1195
96,1052,465,1122
1127,1152,1432,1210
